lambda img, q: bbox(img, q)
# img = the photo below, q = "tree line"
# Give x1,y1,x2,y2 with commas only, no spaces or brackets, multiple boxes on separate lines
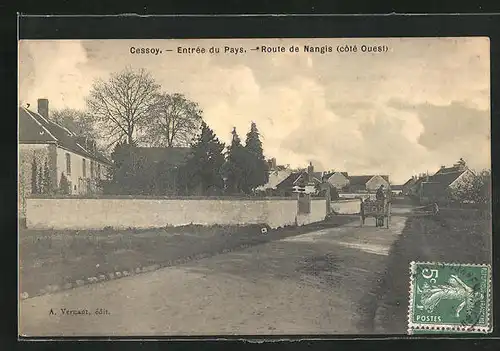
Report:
105,121,269,196
48,66,269,196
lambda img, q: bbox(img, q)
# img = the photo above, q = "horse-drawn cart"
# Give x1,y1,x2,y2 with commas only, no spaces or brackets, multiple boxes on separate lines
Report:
360,198,391,228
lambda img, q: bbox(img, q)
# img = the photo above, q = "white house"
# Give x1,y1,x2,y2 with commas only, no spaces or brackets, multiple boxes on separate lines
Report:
365,175,390,192
18,99,112,218
324,172,350,190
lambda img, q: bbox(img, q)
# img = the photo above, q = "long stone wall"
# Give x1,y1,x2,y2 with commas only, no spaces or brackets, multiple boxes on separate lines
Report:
25,197,329,230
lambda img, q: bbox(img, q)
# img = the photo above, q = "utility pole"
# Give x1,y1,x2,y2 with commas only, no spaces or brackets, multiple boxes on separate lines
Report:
325,181,331,215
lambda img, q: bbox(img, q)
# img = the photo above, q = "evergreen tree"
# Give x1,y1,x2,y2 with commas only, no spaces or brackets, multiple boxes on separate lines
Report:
179,121,225,195
109,140,138,194
37,166,44,194
107,140,171,195
59,172,70,195
243,122,269,193
223,127,247,194
31,157,38,194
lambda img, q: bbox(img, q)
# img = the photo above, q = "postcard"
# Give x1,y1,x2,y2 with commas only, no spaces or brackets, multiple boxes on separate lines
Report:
18,37,492,336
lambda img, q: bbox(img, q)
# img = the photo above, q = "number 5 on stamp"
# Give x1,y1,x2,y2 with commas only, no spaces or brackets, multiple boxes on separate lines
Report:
408,261,492,334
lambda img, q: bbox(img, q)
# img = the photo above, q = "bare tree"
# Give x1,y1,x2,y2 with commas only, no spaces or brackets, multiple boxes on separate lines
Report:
86,67,161,147
146,93,203,147
51,108,97,139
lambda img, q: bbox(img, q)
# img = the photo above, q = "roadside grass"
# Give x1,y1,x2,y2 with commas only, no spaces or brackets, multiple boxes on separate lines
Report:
19,216,354,298
364,208,491,334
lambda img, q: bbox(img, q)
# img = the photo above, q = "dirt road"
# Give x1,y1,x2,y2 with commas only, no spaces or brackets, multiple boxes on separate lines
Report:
20,215,408,336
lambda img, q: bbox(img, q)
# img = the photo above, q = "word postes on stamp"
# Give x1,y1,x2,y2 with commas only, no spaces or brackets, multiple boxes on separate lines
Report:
408,261,492,334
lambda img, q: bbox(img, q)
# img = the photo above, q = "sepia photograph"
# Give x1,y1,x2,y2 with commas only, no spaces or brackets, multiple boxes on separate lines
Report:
18,37,492,336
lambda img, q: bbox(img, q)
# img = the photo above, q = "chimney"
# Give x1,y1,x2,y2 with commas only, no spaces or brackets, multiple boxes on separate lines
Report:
267,158,277,171
37,98,49,120
441,165,446,169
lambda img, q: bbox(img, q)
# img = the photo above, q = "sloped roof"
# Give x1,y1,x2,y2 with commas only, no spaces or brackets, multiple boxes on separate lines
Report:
348,175,374,186
322,172,334,180
276,171,306,189
19,107,57,143
420,169,467,198
133,147,191,167
434,166,463,175
347,175,390,187
19,107,112,165
403,178,416,187
256,169,293,190
413,177,426,188
324,171,349,179
311,172,323,182
428,171,465,188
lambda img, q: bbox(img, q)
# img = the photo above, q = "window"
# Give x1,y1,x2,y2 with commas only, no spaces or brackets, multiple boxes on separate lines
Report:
90,161,95,179
82,159,87,178
97,164,101,179
66,153,71,175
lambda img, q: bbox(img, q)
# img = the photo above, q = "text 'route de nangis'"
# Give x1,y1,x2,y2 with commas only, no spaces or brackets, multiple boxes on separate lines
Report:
129,44,390,56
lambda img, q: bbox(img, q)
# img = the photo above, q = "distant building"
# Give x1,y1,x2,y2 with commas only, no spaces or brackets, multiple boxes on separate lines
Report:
402,176,419,196
256,158,293,194
344,175,390,193
402,159,475,204
255,168,293,193
323,171,350,190
274,163,322,196
418,159,475,204
317,171,390,193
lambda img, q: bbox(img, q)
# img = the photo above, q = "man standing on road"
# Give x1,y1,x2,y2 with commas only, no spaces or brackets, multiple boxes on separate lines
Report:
376,185,386,201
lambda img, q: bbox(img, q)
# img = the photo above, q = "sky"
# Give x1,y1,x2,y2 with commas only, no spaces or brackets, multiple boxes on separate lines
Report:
18,38,490,184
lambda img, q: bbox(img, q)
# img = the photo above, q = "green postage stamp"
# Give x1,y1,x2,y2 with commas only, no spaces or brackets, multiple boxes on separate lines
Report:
408,262,492,334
